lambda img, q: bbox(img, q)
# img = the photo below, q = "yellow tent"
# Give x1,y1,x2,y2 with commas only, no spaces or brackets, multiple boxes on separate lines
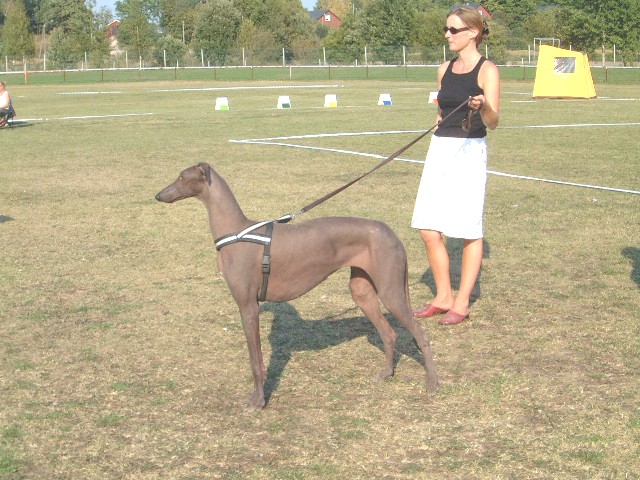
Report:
533,45,596,99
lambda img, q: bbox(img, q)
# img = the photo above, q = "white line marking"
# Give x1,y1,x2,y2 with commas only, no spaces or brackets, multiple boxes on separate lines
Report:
501,122,640,129
155,84,343,92
231,125,640,195
17,113,155,122
58,91,124,95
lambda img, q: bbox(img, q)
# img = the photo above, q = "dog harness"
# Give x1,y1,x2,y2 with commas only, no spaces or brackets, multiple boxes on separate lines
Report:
214,214,293,302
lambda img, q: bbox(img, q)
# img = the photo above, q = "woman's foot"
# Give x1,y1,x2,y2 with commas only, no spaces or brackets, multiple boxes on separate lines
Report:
413,303,449,318
438,310,469,325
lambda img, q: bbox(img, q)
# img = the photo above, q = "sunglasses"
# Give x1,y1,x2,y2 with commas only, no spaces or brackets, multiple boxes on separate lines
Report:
443,26,470,35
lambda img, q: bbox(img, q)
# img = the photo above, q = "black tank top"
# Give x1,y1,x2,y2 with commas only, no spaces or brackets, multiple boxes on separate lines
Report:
435,56,486,138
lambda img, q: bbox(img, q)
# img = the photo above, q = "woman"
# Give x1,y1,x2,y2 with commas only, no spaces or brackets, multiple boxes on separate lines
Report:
412,6,500,325
0,81,13,128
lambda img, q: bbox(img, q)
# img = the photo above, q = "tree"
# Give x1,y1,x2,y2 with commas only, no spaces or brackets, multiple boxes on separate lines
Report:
116,0,158,58
522,7,558,43
191,0,241,65
261,0,315,55
153,34,186,65
554,0,640,64
358,0,415,62
160,0,199,44
235,18,279,64
1,0,34,56
410,7,448,63
323,11,365,64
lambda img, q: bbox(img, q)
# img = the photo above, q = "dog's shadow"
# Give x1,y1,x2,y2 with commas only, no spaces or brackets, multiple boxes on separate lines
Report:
261,302,425,405
418,238,491,306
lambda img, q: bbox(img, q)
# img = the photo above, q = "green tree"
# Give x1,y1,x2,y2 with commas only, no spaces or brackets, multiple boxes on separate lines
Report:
261,0,315,56
359,0,415,63
191,0,241,65
116,0,158,58
322,11,365,64
554,0,640,64
160,0,198,44
410,7,448,63
522,7,558,43
154,34,186,65
235,18,279,65
1,0,34,56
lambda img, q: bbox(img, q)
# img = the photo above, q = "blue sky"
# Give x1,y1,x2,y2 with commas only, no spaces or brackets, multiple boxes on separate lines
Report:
95,0,318,14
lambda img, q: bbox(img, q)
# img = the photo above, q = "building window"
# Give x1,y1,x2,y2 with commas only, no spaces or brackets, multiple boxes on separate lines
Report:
325,14,331,22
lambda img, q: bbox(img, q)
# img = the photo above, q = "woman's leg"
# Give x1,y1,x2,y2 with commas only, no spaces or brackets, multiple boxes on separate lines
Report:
450,238,483,316
419,229,454,309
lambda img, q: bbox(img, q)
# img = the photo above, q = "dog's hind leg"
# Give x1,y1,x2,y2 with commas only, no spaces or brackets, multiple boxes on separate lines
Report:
350,267,397,380
370,252,440,395
377,279,440,395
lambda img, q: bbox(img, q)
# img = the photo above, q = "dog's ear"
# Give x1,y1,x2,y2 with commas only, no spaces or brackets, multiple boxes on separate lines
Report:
197,163,212,186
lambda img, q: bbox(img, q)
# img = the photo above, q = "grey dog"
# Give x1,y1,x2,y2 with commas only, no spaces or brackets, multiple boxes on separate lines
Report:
156,163,439,410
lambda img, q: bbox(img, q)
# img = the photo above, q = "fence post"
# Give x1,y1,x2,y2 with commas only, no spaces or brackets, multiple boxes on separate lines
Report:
201,49,204,67
164,49,167,68
364,46,368,79
282,48,285,67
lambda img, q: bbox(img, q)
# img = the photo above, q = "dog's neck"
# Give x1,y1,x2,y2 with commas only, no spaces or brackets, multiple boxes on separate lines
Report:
199,172,253,239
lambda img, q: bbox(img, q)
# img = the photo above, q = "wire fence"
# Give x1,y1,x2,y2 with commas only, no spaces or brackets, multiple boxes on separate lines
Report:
3,43,639,70
1,44,638,85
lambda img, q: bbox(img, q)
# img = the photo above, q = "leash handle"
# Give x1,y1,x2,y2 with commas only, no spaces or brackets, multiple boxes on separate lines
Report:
297,96,471,216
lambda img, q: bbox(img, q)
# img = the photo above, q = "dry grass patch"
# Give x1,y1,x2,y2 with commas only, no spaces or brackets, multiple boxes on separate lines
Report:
1,80,638,479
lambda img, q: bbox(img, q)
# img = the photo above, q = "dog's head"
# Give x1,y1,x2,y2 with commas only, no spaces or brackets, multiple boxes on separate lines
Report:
155,163,213,203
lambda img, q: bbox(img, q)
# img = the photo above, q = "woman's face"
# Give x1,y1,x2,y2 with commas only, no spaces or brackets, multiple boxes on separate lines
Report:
444,15,476,52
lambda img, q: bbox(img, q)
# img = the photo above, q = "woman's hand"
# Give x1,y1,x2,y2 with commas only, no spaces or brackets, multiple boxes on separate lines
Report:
468,95,485,112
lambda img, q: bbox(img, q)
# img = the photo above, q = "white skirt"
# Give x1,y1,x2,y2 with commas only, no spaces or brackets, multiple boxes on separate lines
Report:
411,135,487,239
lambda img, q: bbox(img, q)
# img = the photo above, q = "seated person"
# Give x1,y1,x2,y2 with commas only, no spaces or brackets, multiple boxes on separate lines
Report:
0,81,15,127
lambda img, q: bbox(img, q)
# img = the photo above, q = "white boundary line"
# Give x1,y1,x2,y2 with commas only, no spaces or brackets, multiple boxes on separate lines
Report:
231,124,640,195
155,84,343,93
15,113,155,122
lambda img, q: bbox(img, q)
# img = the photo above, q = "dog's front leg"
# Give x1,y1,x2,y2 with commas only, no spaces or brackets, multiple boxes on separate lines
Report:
239,302,266,411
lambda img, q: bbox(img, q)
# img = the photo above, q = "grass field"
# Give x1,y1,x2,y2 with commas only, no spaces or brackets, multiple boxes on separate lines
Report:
1,79,639,479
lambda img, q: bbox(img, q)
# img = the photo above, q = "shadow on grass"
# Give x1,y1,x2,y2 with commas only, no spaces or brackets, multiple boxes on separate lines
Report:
261,302,425,406
2,121,32,129
622,247,640,288
418,238,490,306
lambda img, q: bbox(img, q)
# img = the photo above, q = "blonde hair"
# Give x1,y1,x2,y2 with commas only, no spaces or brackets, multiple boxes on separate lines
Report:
448,6,489,46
